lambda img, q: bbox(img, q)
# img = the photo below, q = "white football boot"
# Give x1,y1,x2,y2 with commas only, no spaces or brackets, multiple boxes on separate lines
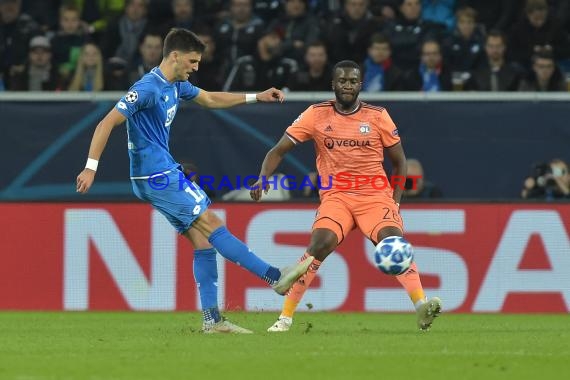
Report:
267,317,293,332
202,318,253,334
416,297,442,331
272,257,314,295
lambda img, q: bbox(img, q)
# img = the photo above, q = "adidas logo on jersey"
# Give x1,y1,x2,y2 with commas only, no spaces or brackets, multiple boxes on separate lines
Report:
324,125,333,132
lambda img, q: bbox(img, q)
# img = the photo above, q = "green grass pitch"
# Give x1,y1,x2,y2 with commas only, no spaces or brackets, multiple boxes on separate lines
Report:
0,312,568,380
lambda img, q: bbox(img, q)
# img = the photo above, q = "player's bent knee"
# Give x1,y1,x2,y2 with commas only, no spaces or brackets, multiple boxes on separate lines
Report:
183,228,213,249
193,209,225,237
308,230,338,261
376,226,403,243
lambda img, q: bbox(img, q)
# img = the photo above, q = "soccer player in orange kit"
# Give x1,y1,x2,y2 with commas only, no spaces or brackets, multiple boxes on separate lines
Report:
251,60,442,332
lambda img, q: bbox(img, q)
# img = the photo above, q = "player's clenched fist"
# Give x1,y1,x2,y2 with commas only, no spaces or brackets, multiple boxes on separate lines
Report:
250,179,270,201
257,88,285,103
76,169,95,193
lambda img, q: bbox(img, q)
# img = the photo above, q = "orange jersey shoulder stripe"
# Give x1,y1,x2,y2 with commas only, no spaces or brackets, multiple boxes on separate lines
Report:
361,103,385,113
312,101,334,109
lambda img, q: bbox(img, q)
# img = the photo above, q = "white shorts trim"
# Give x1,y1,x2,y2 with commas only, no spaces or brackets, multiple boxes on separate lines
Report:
130,170,172,180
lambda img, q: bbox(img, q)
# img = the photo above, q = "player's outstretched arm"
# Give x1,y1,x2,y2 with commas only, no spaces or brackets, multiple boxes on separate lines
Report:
250,134,296,201
193,88,285,109
76,108,126,194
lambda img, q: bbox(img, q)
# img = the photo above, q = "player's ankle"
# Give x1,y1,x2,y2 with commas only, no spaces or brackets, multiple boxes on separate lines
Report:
413,298,428,311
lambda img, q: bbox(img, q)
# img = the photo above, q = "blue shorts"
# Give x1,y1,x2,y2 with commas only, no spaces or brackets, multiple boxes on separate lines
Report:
131,169,211,234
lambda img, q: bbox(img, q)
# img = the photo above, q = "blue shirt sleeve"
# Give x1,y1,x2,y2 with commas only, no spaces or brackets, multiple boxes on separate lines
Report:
115,84,157,118
179,81,200,101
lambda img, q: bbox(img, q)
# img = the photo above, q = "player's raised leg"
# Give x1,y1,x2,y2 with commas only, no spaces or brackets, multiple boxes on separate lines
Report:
140,171,311,300
268,229,343,331
376,226,442,331
192,208,313,296
267,198,352,332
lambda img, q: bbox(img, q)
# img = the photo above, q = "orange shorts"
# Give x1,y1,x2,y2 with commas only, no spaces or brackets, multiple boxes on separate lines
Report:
313,192,403,245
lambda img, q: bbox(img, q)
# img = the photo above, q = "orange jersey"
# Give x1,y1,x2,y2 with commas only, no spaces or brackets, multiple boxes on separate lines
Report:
286,101,401,196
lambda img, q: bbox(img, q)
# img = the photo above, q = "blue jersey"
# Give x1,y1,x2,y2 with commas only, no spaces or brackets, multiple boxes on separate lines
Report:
115,67,200,177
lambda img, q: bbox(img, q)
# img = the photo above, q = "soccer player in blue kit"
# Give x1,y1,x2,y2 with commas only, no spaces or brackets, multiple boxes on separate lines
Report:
76,28,313,333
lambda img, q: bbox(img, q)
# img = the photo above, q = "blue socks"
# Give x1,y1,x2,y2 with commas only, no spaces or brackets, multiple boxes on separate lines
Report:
208,226,281,284
193,228,282,326
193,248,221,324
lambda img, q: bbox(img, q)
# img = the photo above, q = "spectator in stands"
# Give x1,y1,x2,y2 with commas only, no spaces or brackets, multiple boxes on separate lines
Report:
66,0,125,40
146,0,171,27
0,0,39,89
421,0,456,31
465,30,523,91
443,6,485,74
9,35,61,91
456,0,517,33
223,28,298,91
253,0,284,23
189,27,225,90
104,56,130,90
403,158,443,198
403,39,452,91
362,33,404,91
266,0,321,64
509,0,570,70
286,40,331,91
519,47,566,91
128,31,162,85
194,0,226,24
214,0,265,73
67,42,104,91
159,0,195,37
51,3,88,87
21,0,60,32
369,0,400,21
522,159,570,200
383,0,445,71
101,0,148,63
548,0,570,36
324,0,382,64
309,0,343,18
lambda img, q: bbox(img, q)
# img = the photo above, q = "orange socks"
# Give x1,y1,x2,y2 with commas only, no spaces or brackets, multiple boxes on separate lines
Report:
281,252,321,318
280,256,425,319
395,262,426,305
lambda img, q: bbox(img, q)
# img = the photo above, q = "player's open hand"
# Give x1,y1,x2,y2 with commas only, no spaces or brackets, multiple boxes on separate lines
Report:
76,169,96,194
256,88,285,103
250,178,269,201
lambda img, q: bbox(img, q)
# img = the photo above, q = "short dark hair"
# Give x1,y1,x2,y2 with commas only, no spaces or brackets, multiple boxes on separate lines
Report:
421,38,440,50
139,29,163,46
369,33,391,48
333,60,360,75
59,2,80,17
533,45,555,62
305,40,327,52
486,29,506,45
163,28,206,57
525,0,547,13
455,6,477,21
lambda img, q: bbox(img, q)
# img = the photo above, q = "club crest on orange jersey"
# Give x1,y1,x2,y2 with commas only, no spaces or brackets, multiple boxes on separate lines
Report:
359,123,370,134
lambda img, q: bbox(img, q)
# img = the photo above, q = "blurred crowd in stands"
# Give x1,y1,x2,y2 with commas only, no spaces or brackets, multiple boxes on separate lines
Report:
2,0,570,92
